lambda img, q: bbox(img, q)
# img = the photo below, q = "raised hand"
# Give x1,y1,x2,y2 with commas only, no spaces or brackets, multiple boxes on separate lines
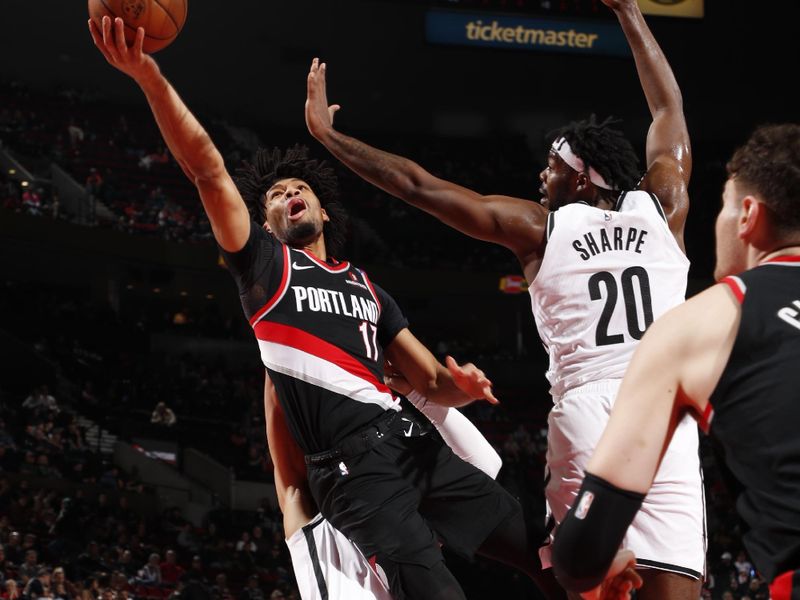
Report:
305,58,341,140
88,16,159,83
445,356,498,404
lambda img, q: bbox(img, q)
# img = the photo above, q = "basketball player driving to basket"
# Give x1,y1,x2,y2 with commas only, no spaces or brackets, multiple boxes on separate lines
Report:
88,15,566,600
305,0,704,597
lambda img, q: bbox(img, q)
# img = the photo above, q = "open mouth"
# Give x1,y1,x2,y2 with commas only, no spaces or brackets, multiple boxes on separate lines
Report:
287,197,307,221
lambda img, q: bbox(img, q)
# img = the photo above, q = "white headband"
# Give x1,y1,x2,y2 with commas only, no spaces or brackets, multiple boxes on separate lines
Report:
552,137,613,190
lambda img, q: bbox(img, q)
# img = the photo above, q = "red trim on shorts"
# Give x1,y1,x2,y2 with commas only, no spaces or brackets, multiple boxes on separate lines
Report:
254,321,393,395
698,402,714,434
249,245,291,326
720,276,745,304
769,569,794,600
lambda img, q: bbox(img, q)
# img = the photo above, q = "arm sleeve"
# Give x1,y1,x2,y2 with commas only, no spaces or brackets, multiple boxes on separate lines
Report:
406,391,502,479
551,472,645,592
373,281,410,348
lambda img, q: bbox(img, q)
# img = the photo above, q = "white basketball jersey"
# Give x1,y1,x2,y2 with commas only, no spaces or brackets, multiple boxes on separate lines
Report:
529,191,689,397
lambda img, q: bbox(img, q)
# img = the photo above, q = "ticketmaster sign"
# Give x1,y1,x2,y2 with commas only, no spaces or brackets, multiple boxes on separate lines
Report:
426,10,631,57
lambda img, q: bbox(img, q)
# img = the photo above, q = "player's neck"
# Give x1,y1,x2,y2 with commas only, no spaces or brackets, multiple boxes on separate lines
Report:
303,236,328,261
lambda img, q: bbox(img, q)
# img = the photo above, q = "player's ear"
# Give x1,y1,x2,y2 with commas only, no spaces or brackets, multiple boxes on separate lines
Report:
574,171,589,192
321,207,330,223
738,196,761,239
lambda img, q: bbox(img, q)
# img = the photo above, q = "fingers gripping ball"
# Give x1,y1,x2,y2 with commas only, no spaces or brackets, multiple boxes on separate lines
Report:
88,0,187,53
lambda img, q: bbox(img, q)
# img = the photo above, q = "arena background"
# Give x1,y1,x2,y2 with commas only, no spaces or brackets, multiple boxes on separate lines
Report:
1,1,798,599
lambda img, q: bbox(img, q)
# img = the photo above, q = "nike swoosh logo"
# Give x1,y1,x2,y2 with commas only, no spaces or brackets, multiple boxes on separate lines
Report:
401,417,414,437
292,262,314,270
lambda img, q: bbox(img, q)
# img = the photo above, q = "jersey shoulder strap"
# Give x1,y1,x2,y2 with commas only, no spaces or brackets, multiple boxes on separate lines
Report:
615,190,667,224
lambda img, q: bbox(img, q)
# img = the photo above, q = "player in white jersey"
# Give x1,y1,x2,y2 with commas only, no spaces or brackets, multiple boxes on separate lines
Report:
266,372,503,600
304,0,703,596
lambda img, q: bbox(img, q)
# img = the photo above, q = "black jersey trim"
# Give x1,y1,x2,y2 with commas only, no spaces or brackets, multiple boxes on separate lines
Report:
615,191,628,211
546,211,556,241
303,519,329,600
635,559,702,580
647,192,668,224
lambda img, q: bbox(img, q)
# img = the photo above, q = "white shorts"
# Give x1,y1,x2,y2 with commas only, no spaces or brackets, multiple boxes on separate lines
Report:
539,379,706,579
286,514,393,600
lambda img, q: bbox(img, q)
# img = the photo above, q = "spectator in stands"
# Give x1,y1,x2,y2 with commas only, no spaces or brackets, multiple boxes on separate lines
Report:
113,550,136,579
3,532,23,566
160,550,184,585
23,567,50,600
0,420,16,450
209,574,231,600
51,567,78,600
234,533,255,569
2,580,20,600
22,386,58,415
18,549,39,582
150,403,176,427
76,541,109,580
238,576,263,600
136,553,161,585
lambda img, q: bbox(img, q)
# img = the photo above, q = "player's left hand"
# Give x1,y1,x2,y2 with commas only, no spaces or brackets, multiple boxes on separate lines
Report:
306,58,341,140
445,356,498,404
383,360,413,395
580,550,642,600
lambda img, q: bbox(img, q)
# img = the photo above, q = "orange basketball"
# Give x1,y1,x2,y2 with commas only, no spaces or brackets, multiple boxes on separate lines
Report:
88,0,187,54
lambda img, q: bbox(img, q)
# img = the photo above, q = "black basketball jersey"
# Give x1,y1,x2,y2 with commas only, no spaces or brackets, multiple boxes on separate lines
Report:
221,222,408,454
706,256,800,581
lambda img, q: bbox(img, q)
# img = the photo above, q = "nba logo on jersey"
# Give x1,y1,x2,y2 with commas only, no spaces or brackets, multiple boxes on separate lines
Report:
575,491,595,520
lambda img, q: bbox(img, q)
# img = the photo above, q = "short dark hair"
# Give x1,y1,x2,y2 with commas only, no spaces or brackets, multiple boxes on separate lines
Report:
234,145,349,257
548,115,641,197
726,123,800,235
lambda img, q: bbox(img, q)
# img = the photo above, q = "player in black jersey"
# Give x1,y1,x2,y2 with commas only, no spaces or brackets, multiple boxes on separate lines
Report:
88,16,565,600
550,124,800,599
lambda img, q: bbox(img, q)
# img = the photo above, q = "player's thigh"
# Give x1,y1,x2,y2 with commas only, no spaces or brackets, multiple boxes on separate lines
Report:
635,570,701,600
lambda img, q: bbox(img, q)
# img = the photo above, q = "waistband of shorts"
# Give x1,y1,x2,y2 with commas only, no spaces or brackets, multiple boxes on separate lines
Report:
769,568,800,600
305,412,400,466
555,378,622,400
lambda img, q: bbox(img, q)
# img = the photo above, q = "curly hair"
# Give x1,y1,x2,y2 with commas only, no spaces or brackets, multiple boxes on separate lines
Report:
548,115,641,198
234,144,349,257
727,123,800,235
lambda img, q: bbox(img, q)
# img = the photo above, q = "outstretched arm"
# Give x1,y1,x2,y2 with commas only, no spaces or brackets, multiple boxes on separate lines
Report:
88,17,249,252
384,329,498,408
306,59,546,266
605,0,690,242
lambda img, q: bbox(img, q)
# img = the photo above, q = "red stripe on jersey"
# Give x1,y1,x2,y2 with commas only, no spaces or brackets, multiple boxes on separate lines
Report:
769,569,794,600
360,271,382,313
764,254,800,265
254,321,393,395
720,276,745,304
698,402,714,434
300,249,350,272
249,245,291,326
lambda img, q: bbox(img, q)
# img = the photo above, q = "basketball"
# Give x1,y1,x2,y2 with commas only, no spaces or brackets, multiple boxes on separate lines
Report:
88,0,187,54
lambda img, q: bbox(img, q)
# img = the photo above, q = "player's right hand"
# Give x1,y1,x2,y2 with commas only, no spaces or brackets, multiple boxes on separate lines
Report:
580,550,642,600
88,16,159,83
306,58,341,141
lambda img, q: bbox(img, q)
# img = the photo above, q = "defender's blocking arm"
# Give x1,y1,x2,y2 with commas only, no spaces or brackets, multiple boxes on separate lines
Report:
88,16,249,252
604,0,691,238
305,59,547,265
